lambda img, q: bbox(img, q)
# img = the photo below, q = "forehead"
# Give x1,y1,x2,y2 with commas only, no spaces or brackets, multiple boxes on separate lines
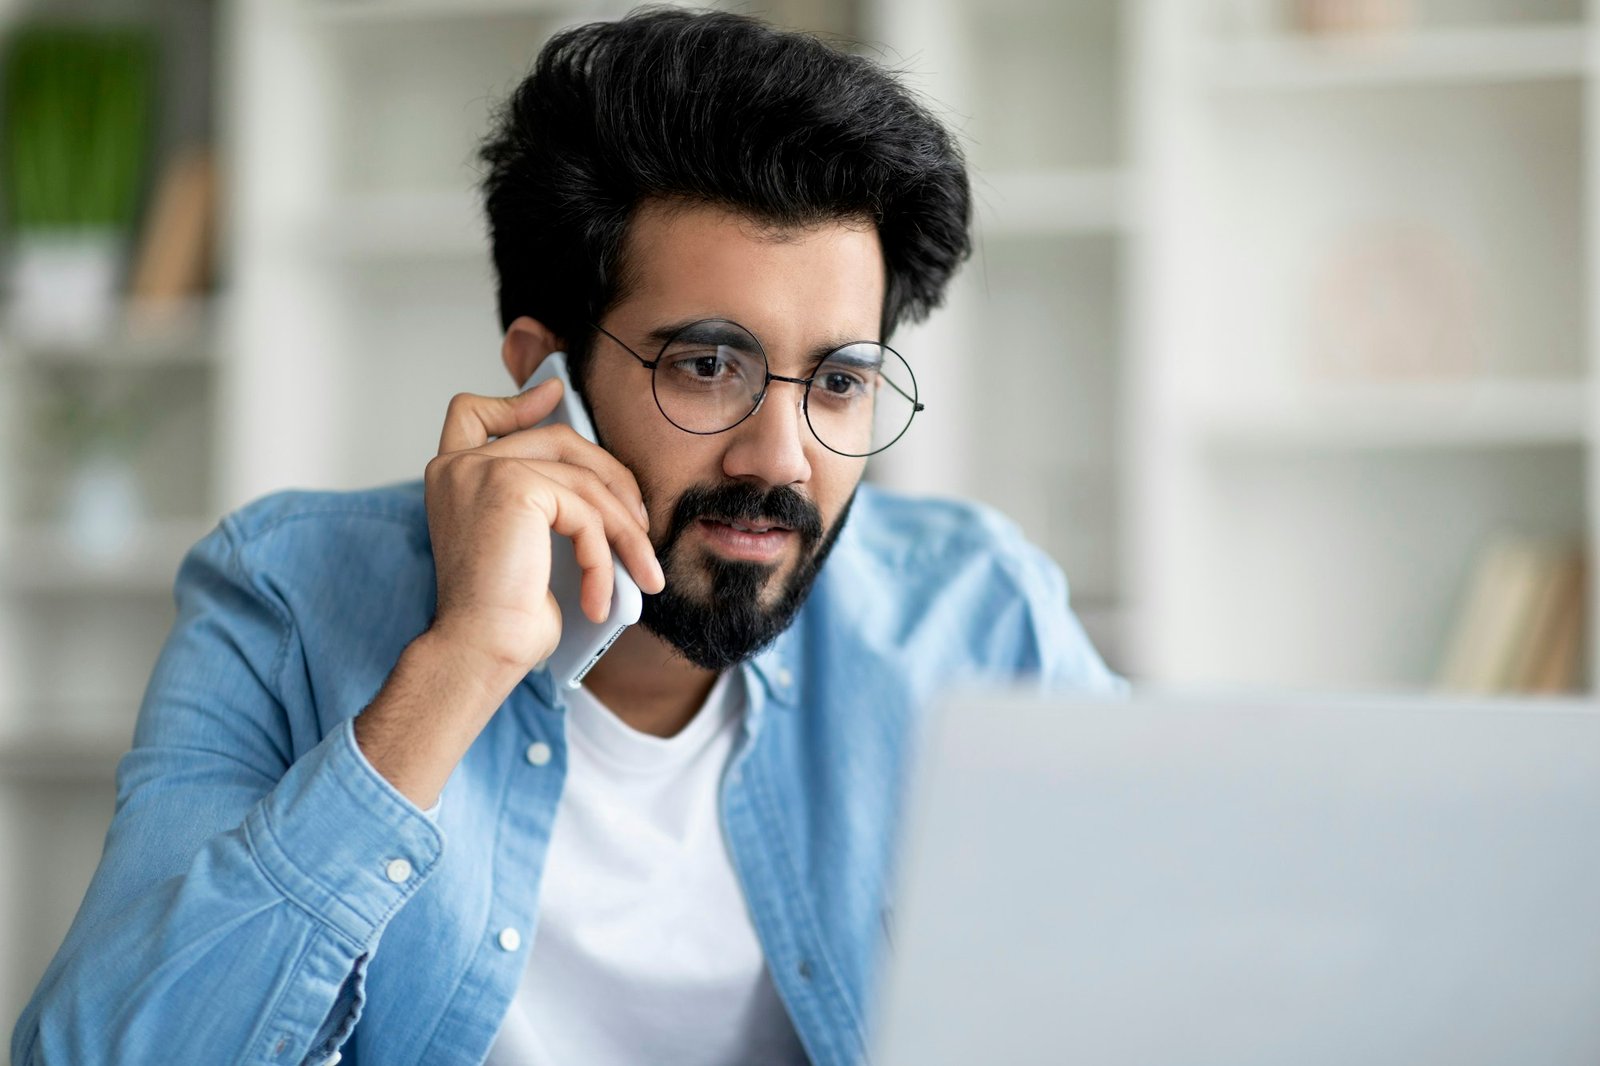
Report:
615,199,886,344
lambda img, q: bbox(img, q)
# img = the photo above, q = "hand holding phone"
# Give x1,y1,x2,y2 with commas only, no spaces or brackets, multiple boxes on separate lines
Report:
362,361,661,807
421,356,661,696
518,352,644,688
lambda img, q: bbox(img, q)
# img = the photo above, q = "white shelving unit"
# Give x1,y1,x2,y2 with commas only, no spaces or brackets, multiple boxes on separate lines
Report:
1128,0,1595,692
1195,379,1591,450
0,0,224,1000
0,301,221,1022
1201,20,1590,89
976,167,1133,237
871,0,1133,662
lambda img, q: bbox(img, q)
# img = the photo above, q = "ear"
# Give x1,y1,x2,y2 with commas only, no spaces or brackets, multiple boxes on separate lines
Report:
501,316,564,388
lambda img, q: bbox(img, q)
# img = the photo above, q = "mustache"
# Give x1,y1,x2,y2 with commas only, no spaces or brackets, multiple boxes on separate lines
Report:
660,482,825,552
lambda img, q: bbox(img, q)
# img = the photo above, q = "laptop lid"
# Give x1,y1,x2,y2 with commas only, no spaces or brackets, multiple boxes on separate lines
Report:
871,690,1600,1065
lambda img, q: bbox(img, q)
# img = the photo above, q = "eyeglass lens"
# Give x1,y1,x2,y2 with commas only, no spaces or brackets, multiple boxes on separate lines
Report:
650,319,918,457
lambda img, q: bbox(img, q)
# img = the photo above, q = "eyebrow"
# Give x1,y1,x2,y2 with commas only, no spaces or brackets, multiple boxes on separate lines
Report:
644,317,876,369
820,346,886,371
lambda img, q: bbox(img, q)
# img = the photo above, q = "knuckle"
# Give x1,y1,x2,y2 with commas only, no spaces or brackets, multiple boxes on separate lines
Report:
428,452,473,487
484,459,525,493
612,465,643,494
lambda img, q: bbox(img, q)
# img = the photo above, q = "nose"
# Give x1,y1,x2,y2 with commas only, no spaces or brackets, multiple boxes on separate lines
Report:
720,379,814,488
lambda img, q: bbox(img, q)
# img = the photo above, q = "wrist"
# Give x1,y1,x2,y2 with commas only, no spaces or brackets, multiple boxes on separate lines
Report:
410,622,535,703
351,629,530,809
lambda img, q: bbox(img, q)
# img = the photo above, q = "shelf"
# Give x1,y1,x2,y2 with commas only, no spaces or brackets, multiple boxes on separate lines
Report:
0,728,125,783
0,518,212,596
314,190,486,262
329,169,1133,261
0,298,219,370
1195,378,1589,452
1201,22,1589,92
1072,598,1133,678
305,0,575,25
976,168,1133,238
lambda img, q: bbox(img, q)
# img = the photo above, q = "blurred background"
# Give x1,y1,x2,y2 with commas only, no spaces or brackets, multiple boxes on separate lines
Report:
0,0,1593,1043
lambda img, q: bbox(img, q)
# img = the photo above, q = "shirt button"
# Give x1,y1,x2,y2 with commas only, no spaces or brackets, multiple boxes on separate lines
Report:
324,1054,342,1066
775,667,794,687
384,858,413,884
498,927,522,952
525,742,552,766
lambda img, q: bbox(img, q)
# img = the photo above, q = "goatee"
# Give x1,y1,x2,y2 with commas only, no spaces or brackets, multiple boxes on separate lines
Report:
641,481,854,671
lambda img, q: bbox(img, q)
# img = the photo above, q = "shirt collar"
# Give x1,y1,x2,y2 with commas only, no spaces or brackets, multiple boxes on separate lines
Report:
523,663,560,711
519,619,801,725
745,623,800,709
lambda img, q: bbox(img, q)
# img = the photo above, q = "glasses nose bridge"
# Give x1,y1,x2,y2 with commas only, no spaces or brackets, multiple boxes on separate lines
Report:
751,369,812,412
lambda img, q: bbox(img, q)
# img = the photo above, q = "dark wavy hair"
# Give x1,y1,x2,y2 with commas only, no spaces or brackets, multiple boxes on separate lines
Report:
476,6,971,384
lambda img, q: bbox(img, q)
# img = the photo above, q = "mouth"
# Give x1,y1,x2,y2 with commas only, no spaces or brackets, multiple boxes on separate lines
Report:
695,517,795,562
712,518,790,534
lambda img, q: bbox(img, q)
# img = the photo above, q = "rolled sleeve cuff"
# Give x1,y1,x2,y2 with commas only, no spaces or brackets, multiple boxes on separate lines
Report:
245,717,445,949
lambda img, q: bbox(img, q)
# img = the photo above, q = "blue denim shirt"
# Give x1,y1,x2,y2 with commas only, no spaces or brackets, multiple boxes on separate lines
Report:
12,479,1124,1066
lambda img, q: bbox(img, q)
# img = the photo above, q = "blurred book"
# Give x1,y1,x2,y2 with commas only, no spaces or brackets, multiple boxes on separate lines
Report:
128,146,215,307
1435,536,1586,694
1296,0,1413,37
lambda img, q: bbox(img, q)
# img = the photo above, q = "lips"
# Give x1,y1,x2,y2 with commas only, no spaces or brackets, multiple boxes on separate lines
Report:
657,483,825,572
695,518,794,562
717,518,790,534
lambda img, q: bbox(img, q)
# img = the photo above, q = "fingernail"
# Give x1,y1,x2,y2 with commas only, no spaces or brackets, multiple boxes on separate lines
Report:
653,556,665,588
637,501,650,526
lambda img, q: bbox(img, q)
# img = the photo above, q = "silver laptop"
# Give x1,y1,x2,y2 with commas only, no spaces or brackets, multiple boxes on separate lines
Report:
871,689,1600,1065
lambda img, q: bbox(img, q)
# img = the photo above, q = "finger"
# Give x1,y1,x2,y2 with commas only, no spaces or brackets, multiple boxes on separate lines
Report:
437,380,563,456
535,481,616,624
529,588,564,673
474,424,651,530
518,459,665,593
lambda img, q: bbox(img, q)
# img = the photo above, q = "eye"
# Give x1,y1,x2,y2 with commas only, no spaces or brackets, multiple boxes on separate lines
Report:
687,354,727,378
664,346,741,382
815,365,871,400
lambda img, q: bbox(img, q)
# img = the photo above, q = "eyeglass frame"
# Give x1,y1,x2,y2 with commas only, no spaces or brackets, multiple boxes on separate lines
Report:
587,318,925,458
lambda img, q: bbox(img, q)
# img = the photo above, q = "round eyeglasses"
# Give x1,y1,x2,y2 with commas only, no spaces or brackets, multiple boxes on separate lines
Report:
590,318,923,458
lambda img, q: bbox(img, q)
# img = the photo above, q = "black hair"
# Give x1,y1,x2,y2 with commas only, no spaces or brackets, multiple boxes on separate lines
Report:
476,6,971,381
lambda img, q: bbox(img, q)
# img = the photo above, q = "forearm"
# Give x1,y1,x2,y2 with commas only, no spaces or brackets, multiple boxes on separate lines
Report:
13,721,442,1066
353,627,528,809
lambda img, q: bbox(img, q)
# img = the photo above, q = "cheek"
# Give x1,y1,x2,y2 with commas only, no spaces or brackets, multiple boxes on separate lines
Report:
624,437,728,531
818,460,867,514
591,386,694,489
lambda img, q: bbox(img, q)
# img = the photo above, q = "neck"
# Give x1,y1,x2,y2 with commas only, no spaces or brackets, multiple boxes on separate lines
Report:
579,624,720,738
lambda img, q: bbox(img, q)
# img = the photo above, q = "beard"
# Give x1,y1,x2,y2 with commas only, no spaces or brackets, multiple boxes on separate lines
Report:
639,480,855,671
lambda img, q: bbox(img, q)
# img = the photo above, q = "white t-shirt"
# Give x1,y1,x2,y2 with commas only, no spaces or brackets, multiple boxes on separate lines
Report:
484,670,809,1065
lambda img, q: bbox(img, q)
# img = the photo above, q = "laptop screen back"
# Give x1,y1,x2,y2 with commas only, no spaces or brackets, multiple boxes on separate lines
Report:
871,691,1600,1066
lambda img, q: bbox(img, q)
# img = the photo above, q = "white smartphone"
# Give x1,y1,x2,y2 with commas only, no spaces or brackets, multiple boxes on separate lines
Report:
517,352,644,689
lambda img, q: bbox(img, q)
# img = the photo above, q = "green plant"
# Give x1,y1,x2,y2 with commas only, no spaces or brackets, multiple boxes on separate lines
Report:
1,23,157,233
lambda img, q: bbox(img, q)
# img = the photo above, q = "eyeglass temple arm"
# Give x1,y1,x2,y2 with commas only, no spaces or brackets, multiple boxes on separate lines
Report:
880,372,923,410
589,322,657,368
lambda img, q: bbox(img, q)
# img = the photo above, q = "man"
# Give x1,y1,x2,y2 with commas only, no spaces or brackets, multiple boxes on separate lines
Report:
13,9,1123,1066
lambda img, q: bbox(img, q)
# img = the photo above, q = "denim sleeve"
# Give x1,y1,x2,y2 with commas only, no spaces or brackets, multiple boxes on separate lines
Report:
1013,537,1132,698
10,517,444,1066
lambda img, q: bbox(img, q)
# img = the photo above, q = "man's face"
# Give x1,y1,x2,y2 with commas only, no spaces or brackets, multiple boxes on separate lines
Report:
583,200,885,669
